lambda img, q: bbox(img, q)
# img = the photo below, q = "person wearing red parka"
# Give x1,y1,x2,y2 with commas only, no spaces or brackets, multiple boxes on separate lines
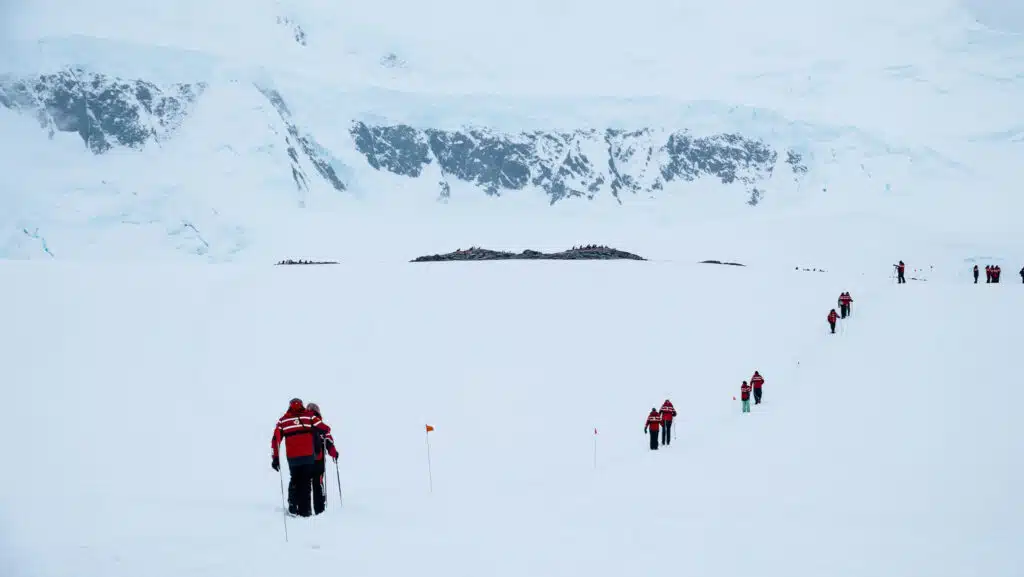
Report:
828,309,838,334
644,409,662,450
750,371,765,405
271,398,333,517
659,399,677,446
740,381,752,414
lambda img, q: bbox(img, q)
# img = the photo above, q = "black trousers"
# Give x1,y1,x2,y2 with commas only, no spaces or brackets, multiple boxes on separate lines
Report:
753,388,762,404
312,459,327,514
897,271,905,283
287,462,315,517
661,420,672,445
974,273,978,283
648,429,659,450
829,321,836,333
840,304,848,318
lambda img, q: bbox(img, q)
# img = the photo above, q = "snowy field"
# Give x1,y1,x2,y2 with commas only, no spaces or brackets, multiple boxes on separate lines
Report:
1,259,1021,576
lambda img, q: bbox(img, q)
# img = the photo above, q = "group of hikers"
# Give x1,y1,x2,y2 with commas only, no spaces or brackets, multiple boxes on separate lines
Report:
642,370,768,450
643,399,677,449
827,291,855,334
270,398,338,517
898,260,1023,284
973,264,1023,283
273,259,1024,503
738,371,766,414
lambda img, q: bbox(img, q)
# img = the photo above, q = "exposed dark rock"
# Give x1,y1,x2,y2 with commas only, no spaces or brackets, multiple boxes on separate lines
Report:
661,131,776,186
747,188,763,206
258,86,347,194
276,16,308,46
352,122,787,204
786,150,809,175
0,68,204,153
276,259,339,265
380,53,407,68
701,260,746,267
412,245,645,262
353,122,431,177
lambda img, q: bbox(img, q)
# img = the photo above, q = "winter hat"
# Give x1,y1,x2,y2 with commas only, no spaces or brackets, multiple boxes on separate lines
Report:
307,402,321,414
289,398,304,411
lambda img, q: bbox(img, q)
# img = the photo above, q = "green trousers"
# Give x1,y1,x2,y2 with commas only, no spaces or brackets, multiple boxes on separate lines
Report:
742,399,751,413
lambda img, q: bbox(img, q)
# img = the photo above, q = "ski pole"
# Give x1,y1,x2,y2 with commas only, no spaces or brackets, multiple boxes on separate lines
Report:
333,458,343,507
277,461,290,542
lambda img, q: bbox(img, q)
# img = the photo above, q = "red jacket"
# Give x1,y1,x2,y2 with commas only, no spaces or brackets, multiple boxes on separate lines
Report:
645,412,661,432
750,374,764,389
659,401,677,422
839,294,852,306
827,310,838,324
271,408,333,466
740,382,752,401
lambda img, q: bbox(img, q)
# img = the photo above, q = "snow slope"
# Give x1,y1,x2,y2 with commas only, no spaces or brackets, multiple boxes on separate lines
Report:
1,259,1021,576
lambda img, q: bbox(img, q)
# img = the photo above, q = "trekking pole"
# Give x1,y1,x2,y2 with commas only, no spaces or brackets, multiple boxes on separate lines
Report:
333,458,344,507
277,463,290,542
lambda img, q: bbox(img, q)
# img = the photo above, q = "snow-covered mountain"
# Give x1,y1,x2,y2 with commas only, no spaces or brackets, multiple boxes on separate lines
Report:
0,0,1022,260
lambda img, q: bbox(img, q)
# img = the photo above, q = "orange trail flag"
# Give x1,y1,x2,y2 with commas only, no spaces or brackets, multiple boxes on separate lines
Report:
424,425,435,492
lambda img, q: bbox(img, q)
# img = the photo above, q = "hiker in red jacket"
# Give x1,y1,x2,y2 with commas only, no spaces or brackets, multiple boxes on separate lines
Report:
896,261,906,284
842,292,853,316
659,399,677,445
740,381,752,414
828,309,838,334
644,408,662,450
973,265,979,284
750,371,765,405
271,398,334,517
306,402,338,516
986,265,993,283
994,265,1001,283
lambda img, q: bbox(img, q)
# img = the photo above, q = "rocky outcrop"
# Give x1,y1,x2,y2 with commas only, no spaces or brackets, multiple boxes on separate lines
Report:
412,246,646,262
352,122,806,205
0,68,204,153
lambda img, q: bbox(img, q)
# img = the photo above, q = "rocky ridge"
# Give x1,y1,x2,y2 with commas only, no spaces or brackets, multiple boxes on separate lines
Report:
412,246,646,262
0,68,204,154
351,122,807,205
1,68,812,206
